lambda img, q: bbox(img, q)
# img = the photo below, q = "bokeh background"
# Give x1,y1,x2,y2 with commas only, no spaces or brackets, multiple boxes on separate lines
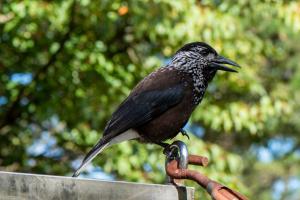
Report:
1,0,300,199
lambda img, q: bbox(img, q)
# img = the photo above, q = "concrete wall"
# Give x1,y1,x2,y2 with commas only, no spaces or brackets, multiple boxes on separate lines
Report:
0,171,194,200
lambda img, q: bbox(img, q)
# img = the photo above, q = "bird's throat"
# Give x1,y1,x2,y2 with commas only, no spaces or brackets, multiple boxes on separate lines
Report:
190,71,208,105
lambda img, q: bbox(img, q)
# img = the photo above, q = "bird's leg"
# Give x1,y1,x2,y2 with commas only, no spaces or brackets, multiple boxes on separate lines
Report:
155,142,169,148
180,128,190,140
155,142,174,156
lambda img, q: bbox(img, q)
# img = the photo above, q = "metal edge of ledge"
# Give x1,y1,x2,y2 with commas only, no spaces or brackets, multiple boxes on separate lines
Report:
0,171,194,200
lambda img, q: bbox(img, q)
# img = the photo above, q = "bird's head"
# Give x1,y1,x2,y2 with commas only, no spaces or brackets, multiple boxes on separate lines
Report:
172,42,240,81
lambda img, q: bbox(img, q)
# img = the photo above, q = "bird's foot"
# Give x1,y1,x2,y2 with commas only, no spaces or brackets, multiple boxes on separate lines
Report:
163,145,173,157
162,144,178,158
180,128,190,140
155,142,174,157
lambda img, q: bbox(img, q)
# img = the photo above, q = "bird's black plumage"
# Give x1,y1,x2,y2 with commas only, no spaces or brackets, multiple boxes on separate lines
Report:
72,42,240,177
103,83,185,142
177,42,217,55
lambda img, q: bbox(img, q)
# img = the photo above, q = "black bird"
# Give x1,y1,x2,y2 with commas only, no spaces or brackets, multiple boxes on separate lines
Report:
72,42,240,177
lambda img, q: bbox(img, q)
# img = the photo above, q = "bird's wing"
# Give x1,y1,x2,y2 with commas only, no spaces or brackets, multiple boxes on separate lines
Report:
103,82,185,140
72,67,186,177
73,82,185,177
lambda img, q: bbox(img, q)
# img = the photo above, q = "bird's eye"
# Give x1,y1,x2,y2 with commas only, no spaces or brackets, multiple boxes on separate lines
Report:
201,49,209,56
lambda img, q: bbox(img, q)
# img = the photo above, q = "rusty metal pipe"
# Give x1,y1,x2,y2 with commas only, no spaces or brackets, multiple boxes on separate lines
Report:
166,155,248,200
188,155,209,167
166,159,210,188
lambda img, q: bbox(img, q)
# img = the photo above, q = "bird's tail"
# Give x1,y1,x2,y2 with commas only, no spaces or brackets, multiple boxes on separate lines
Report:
72,129,139,177
72,139,110,177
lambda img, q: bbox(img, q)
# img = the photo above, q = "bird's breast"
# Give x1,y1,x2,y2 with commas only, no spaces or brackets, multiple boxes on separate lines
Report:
136,78,197,143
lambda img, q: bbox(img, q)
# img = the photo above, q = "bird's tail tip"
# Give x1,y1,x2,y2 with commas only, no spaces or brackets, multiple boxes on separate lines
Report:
72,166,82,177
72,171,79,177
71,140,110,178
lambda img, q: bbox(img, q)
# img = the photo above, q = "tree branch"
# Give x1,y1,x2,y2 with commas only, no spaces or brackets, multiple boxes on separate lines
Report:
0,1,76,131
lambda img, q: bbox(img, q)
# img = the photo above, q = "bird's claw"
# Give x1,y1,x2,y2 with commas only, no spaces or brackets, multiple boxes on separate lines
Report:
163,145,172,156
163,144,177,158
180,129,190,140
155,142,173,156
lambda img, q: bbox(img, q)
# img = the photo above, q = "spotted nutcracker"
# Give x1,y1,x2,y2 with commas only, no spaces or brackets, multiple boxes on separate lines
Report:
73,42,240,177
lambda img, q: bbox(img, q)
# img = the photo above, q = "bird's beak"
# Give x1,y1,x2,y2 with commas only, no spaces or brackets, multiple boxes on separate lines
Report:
210,55,241,72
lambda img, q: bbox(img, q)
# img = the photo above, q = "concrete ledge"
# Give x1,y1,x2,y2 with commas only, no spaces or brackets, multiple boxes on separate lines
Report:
0,171,194,200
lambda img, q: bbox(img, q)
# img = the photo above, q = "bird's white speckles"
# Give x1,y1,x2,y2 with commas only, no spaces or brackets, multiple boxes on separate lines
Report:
166,48,209,105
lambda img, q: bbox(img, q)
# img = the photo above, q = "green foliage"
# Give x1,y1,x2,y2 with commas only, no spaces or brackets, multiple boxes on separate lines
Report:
1,0,300,199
